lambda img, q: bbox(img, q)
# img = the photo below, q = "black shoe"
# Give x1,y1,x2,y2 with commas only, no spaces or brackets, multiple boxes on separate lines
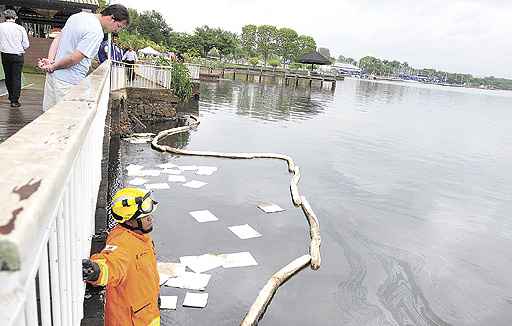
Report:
10,102,20,108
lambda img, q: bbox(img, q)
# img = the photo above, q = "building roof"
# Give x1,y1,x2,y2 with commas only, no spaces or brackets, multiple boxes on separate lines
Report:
0,0,99,11
298,51,331,65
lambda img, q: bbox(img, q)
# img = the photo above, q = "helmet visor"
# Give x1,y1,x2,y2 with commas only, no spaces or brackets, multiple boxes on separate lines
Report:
137,191,158,216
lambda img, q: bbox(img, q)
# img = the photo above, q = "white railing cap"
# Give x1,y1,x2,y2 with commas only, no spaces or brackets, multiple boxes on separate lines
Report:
0,62,110,277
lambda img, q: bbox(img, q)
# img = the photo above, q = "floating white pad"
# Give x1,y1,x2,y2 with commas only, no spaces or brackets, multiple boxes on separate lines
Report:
168,175,186,183
129,169,161,177
179,254,223,273
257,202,285,213
126,164,144,171
145,183,170,190
158,162,178,169
228,224,262,239
189,210,218,223
158,262,186,278
128,177,148,186
165,272,211,291
179,165,198,171
161,169,182,175
196,166,218,176
160,296,178,310
183,292,208,308
221,252,258,268
183,180,207,189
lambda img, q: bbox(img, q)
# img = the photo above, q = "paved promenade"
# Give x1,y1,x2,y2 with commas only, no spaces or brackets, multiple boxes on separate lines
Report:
0,74,44,144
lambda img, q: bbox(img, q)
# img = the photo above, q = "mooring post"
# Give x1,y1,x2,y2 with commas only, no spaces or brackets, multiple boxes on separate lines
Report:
309,78,313,88
320,78,324,88
331,80,336,91
233,70,236,80
221,68,225,78
295,76,299,87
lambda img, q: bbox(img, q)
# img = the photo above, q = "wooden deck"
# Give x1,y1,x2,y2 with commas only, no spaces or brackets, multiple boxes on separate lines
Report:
0,87,44,144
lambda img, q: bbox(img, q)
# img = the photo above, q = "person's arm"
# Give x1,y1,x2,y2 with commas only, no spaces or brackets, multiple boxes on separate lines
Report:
84,242,130,287
21,27,29,49
45,50,86,73
48,33,61,61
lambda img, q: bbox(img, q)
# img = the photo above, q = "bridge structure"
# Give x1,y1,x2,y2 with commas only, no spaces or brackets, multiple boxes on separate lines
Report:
0,60,198,326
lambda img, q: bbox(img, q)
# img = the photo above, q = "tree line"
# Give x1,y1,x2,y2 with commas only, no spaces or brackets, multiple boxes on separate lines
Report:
115,9,317,67
112,7,511,90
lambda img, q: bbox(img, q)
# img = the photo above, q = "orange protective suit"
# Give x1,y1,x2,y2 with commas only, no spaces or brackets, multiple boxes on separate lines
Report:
90,225,160,326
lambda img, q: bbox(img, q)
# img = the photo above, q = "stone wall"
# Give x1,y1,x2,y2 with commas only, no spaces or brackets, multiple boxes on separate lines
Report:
111,87,178,136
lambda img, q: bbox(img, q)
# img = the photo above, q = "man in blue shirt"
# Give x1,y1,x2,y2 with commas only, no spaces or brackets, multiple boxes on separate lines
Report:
39,4,129,111
98,34,123,63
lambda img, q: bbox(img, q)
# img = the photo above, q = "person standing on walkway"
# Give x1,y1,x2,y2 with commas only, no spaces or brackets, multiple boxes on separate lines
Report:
38,4,129,111
0,9,29,108
122,47,137,82
82,187,161,326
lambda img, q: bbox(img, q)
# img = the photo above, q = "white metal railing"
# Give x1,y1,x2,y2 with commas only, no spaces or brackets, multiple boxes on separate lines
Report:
0,61,110,326
185,63,200,80
111,60,172,90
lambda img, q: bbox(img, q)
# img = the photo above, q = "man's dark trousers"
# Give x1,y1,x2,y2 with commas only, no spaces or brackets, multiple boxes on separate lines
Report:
1,53,24,104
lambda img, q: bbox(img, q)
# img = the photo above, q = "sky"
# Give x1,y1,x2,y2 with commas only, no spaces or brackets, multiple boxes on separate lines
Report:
115,0,512,78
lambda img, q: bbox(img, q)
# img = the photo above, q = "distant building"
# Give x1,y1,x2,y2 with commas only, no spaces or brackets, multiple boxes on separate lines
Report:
332,62,362,76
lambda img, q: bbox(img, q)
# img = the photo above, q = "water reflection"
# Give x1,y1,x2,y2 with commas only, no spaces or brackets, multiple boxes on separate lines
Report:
199,80,334,121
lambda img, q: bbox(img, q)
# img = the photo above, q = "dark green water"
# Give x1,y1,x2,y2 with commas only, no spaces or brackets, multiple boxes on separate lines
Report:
120,78,512,325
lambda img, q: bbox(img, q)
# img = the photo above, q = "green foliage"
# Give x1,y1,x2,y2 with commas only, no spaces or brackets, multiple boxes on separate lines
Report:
256,25,278,65
208,47,220,58
171,63,192,102
288,62,305,70
117,31,168,57
248,57,260,67
276,27,298,65
97,0,107,12
268,57,280,68
241,25,258,57
295,35,316,61
136,10,172,46
184,49,202,62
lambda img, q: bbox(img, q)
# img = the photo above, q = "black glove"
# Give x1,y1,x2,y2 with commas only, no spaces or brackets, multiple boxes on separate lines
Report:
82,259,100,282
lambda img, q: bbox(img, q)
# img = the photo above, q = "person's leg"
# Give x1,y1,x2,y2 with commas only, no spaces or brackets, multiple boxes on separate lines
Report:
42,74,56,112
2,54,14,102
10,55,24,105
43,74,74,112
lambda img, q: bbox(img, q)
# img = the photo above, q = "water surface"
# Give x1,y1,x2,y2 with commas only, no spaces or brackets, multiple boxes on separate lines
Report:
120,78,512,325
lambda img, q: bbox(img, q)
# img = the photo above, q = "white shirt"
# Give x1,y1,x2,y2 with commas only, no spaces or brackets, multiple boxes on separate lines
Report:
122,50,137,61
0,20,29,54
52,12,103,85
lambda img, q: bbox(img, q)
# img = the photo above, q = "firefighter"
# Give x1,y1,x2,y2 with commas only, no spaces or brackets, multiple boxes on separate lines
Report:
82,187,160,326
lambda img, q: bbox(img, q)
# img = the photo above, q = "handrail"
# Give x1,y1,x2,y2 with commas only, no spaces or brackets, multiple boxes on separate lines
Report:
0,61,111,325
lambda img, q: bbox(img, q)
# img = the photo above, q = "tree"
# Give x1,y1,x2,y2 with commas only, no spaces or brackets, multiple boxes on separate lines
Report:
318,47,330,59
256,25,278,65
294,35,316,61
268,57,280,70
168,32,200,54
215,29,239,60
125,8,140,34
248,56,260,67
241,25,258,58
193,25,218,57
276,27,298,65
137,10,172,46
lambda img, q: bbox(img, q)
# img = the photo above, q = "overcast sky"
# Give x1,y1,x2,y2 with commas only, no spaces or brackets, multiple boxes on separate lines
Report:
116,0,511,78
